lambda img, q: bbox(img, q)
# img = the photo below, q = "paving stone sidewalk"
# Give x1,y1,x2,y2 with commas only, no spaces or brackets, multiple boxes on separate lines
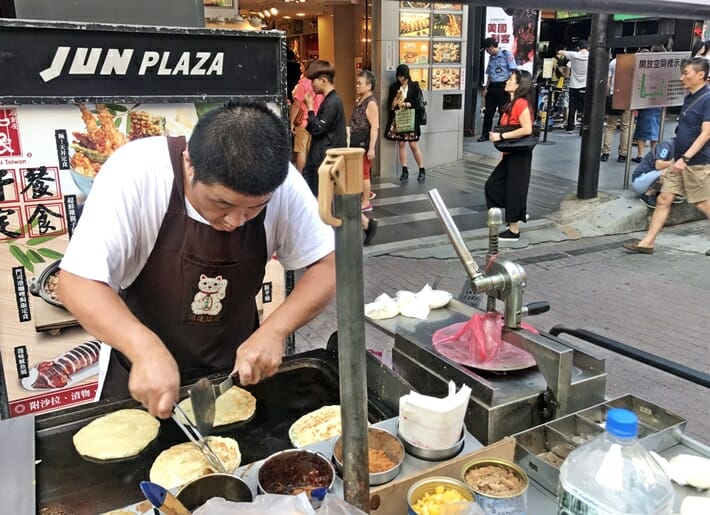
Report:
295,220,710,443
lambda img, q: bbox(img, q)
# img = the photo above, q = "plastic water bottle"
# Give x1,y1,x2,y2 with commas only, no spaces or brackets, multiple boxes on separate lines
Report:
557,408,674,514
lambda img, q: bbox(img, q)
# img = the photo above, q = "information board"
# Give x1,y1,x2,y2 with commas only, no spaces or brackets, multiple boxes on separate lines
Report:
613,52,689,110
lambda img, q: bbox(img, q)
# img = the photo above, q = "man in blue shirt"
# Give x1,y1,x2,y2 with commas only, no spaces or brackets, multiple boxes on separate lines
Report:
478,37,517,142
631,138,677,208
624,57,710,254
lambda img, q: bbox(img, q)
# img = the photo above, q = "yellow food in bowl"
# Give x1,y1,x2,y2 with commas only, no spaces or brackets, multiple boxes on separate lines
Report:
412,485,468,515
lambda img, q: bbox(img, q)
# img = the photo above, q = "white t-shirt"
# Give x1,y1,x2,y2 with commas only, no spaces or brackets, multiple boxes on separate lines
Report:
565,50,589,89
61,137,335,291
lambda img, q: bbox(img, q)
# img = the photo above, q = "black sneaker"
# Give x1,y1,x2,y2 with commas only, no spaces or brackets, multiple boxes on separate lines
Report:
631,156,642,163
600,153,609,162
363,218,378,246
498,229,520,241
476,135,489,142
640,194,657,209
617,155,627,163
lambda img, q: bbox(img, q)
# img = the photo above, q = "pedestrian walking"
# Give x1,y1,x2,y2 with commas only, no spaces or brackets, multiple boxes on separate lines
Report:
303,60,347,196
557,40,589,134
486,69,536,241
602,54,631,162
478,37,517,142
385,64,426,183
624,57,710,254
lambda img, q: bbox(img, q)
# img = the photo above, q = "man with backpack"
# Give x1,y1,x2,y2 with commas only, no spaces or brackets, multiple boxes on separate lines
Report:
478,37,517,142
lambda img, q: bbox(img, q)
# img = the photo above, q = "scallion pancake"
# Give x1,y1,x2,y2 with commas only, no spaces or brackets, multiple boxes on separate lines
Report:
176,385,256,427
289,405,342,448
73,409,159,461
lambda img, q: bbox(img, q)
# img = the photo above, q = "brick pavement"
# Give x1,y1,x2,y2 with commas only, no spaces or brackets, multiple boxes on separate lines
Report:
295,221,710,443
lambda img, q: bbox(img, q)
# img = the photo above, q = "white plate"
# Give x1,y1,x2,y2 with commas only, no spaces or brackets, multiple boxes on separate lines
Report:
21,363,98,392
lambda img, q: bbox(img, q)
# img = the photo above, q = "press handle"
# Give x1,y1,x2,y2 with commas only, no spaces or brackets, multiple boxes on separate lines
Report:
522,301,550,317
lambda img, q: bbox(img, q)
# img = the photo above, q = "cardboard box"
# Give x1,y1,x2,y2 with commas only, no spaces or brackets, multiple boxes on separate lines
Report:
369,437,516,514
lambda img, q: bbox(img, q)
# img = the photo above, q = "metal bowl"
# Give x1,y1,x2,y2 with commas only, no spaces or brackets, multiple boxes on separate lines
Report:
175,473,253,511
461,458,528,514
332,427,405,486
257,449,335,496
407,476,474,515
397,427,465,461
28,259,64,308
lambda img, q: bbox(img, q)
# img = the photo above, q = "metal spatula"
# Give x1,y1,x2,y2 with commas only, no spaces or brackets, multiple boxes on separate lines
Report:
189,377,216,437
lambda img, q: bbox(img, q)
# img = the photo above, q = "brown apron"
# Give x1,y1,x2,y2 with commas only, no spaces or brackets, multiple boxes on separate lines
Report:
102,136,267,400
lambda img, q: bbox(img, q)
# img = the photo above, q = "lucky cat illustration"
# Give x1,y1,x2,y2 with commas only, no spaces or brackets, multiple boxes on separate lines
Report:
191,274,228,316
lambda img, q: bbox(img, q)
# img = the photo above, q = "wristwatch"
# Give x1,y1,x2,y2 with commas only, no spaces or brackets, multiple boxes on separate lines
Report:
500,132,505,140
680,154,691,162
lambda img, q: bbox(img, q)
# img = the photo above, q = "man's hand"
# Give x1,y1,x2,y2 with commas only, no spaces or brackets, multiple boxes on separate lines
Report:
304,91,314,111
480,88,487,98
233,327,285,385
671,158,685,174
367,148,376,160
128,342,180,419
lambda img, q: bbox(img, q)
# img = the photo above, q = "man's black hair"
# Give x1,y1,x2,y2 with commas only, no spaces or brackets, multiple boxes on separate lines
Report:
483,37,498,49
188,101,290,196
683,56,709,80
578,40,590,50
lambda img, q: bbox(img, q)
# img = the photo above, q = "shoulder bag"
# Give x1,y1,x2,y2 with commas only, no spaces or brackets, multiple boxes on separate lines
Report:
493,100,538,151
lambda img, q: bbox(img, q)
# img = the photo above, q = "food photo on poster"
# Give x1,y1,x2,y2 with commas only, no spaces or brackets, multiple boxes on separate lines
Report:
432,41,462,64
0,102,205,418
432,13,462,38
400,40,430,64
399,12,431,37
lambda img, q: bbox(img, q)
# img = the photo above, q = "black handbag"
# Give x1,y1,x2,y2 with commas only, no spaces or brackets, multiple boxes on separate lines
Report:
492,125,539,151
349,129,369,149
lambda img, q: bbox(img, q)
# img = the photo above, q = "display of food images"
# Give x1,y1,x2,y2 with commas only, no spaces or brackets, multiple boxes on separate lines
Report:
433,3,462,10
400,41,430,64
431,68,460,90
409,68,430,90
399,12,431,37
400,1,431,8
432,41,461,64
432,13,462,38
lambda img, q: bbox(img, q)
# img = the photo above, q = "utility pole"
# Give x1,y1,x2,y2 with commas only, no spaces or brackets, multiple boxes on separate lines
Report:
577,13,609,199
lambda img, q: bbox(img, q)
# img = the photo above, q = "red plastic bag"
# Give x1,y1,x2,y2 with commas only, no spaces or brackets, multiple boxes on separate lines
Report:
432,312,538,371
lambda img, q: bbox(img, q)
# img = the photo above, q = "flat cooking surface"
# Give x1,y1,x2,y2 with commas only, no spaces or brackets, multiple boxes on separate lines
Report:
36,352,393,514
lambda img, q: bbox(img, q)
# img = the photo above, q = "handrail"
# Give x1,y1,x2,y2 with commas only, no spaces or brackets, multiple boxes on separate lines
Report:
549,325,710,390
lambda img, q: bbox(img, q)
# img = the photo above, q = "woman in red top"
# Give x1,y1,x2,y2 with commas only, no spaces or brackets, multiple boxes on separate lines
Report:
486,69,535,241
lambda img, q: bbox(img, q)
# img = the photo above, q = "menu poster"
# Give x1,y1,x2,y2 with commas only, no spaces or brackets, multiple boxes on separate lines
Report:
431,68,461,90
410,68,430,90
400,1,431,8
399,12,431,37
400,41,430,65
432,41,462,64
432,13,462,38
0,103,199,418
433,3,463,10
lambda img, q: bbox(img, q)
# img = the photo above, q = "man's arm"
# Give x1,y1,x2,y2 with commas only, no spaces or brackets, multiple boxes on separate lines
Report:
56,271,179,418
365,101,379,160
306,96,339,137
673,121,710,172
233,251,335,384
289,99,303,130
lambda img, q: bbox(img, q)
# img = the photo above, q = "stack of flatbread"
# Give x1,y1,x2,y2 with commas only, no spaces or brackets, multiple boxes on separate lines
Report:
176,386,256,427
289,405,342,448
149,436,241,490
73,409,160,460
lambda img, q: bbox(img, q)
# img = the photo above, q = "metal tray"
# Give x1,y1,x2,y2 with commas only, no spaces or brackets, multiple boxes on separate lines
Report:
35,349,396,515
514,394,687,495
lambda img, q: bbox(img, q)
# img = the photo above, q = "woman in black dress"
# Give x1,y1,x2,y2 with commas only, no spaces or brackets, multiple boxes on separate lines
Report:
385,64,426,182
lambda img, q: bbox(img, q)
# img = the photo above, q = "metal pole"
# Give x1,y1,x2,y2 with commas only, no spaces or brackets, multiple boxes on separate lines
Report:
577,13,609,199
623,112,636,189
658,106,667,144
539,79,556,145
334,192,369,512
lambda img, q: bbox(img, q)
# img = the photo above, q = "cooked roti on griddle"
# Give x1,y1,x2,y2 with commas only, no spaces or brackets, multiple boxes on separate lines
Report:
176,385,256,427
289,405,342,448
149,436,241,490
73,409,160,460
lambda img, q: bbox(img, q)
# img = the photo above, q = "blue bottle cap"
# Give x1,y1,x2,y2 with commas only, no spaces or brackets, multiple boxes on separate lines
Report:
606,408,638,438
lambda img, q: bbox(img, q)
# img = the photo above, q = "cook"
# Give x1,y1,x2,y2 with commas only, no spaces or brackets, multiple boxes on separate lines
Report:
57,102,336,419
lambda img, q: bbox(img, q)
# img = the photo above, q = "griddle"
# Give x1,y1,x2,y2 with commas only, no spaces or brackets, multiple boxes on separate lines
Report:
35,348,396,515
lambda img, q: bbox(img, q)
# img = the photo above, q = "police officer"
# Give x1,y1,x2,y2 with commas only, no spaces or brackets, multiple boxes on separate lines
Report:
478,37,517,142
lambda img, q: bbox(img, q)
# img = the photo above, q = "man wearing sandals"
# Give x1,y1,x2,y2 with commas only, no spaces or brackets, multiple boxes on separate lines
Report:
623,57,710,255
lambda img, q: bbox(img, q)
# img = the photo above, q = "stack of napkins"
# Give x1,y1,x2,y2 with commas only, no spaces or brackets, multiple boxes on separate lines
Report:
364,284,452,320
399,381,471,449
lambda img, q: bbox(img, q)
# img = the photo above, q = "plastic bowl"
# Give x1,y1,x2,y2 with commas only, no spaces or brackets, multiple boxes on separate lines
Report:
257,449,335,496
176,473,253,511
70,169,94,197
332,427,404,485
397,428,465,461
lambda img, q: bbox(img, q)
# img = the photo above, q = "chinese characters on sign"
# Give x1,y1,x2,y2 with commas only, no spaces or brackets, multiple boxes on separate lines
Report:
9,383,98,416
0,109,23,158
629,52,688,109
487,22,511,45
12,267,31,323
14,345,29,378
